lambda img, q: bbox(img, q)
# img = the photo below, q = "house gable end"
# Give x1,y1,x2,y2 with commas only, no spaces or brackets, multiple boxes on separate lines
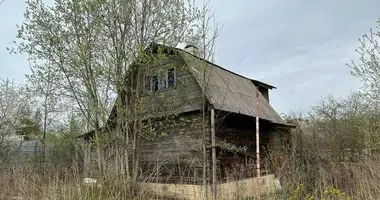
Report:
104,47,205,130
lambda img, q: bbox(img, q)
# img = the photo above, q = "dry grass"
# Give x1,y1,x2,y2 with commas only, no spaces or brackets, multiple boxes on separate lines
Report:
0,162,279,200
272,116,380,200
4,120,380,199
5,156,380,200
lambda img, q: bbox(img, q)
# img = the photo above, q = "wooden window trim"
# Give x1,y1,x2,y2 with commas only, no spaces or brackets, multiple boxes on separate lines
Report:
167,67,177,89
145,67,177,93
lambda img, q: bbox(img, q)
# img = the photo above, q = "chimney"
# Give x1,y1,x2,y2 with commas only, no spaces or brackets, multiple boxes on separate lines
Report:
184,44,200,57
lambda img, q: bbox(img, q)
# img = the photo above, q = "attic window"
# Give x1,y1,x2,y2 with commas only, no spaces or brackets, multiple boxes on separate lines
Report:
147,67,176,92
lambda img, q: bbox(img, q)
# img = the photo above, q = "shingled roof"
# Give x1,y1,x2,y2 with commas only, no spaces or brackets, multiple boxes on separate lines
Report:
177,50,286,125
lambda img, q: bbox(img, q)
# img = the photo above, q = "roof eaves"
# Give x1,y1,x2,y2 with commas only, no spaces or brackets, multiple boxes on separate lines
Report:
251,80,276,90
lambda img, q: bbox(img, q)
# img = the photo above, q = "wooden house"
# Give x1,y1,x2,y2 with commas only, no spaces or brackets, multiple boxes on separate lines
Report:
80,43,293,184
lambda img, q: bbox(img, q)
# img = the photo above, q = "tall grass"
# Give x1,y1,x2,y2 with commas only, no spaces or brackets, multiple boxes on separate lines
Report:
4,151,380,199
4,114,380,199
273,116,380,200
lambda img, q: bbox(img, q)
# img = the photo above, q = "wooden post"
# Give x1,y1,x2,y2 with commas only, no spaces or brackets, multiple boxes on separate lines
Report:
255,86,261,197
211,108,217,200
83,142,90,178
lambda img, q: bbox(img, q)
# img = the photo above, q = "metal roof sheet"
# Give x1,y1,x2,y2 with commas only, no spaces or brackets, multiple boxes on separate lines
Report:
180,51,286,125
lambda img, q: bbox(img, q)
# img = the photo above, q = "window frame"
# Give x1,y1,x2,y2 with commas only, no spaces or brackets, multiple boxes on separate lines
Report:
152,75,159,92
144,67,176,93
158,70,167,90
167,67,176,88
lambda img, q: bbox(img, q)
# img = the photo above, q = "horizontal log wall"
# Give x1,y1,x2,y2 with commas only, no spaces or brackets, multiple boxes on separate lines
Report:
140,56,203,117
140,111,210,167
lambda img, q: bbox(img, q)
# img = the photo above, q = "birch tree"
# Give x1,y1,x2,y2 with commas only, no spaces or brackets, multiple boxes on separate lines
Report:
192,1,220,199
0,79,33,166
13,0,219,194
348,19,380,155
349,18,380,103
26,60,64,167
14,0,118,174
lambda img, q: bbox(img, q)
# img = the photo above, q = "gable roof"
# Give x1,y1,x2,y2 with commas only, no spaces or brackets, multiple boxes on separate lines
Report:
147,43,286,125
177,50,286,125
81,43,289,139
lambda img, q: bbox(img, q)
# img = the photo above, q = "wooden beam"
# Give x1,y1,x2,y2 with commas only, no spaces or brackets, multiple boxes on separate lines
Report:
211,108,217,200
255,86,261,199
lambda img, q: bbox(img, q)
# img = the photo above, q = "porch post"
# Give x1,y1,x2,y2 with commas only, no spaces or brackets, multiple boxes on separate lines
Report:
255,86,261,197
83,141,91,178
211,108,217,200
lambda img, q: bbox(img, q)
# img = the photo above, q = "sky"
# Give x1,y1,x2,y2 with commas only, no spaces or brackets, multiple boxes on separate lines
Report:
0,0,379,115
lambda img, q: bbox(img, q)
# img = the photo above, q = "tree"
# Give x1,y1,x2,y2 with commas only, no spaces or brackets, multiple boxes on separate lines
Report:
0,79,34,137
348,18,380,155
193,0,220,199
348,18,380,103
277,93,374,198
0,79,34,165
26,60,64,166
13,0,219,195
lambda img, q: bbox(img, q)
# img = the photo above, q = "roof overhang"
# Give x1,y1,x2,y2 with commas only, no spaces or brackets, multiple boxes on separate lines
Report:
251,80,276,90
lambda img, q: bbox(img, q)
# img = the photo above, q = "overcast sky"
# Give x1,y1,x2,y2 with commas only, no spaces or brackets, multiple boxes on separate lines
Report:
1,0,379,114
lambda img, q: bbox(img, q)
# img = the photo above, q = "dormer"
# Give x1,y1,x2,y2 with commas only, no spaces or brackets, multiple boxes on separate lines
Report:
251,80,276,103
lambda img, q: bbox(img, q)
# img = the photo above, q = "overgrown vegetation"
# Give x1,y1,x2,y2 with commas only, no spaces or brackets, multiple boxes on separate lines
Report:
271,19,380,200
2,0,380,199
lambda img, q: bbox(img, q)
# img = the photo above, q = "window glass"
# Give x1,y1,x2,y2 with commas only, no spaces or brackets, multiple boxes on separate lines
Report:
168,68,175,87
158,71,167,90
148,68,175,92
152,76,158,92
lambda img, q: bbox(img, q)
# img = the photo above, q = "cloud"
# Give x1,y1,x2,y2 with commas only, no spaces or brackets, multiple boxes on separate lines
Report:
211,0,379,114
245,40,362,114
0,0,379,114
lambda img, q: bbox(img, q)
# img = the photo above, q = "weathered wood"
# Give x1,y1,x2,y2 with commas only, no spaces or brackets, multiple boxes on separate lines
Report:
140,56,203,116
129,54,209,178
211,108,217,200
83,143,91,177
255,86,261,199
81,45,294,185
139,112,210,169
259,87,269,103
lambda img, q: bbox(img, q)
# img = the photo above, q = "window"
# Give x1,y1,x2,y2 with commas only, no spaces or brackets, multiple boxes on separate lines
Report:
168,68,175,88
145,68,176,92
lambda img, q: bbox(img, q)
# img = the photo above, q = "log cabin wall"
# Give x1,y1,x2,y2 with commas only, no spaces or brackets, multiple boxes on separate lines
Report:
129,53,211,183
139,111,210,183
138,53,204,117
79,44,294,184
